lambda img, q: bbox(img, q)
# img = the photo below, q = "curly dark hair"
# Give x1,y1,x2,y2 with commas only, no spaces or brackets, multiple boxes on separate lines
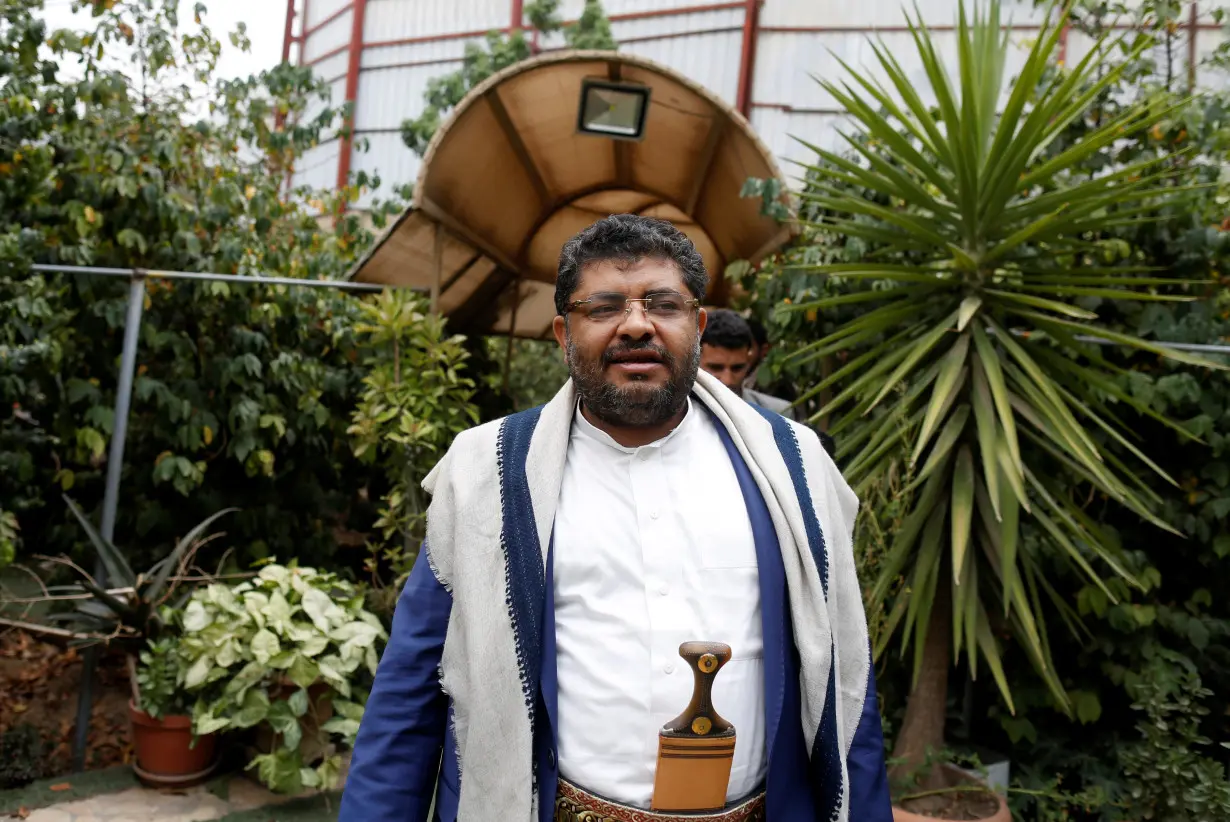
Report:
554,214,708,316
701,309,754,351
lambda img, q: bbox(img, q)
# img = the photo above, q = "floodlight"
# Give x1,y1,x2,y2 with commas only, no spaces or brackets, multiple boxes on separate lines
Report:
576,78,651,141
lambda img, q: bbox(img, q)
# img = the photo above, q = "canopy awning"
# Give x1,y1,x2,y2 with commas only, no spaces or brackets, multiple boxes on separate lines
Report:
347,49,791,339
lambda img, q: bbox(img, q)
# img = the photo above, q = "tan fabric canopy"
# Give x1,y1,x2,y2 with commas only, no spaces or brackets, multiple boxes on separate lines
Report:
348,49,791,339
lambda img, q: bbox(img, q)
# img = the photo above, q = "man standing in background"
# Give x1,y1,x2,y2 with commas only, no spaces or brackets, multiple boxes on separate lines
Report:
701,309,795,420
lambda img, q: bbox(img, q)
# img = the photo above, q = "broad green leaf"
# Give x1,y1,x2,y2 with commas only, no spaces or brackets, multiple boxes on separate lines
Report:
288,688,310,718
321,717,361,738
184,655,213,690
183,600,210,633
302,587,335,633
288,654,321,690
232,689,271,729
266,701,303,751
251,628,281,665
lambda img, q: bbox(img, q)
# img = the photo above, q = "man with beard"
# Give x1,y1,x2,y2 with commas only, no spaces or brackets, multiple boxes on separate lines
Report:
339,215,891,822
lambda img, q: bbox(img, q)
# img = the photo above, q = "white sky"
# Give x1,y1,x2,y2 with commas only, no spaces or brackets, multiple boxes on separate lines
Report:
37,0,286,83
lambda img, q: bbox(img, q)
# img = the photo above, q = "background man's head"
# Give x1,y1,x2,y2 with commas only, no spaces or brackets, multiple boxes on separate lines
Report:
700,309,754,397
552,215,708,429
746,316,770,376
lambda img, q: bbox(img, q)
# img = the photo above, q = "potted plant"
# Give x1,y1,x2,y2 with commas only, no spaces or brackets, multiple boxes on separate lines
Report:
177,563,386,793
33,497,236,785
129,635,221,786
773,1,1222,819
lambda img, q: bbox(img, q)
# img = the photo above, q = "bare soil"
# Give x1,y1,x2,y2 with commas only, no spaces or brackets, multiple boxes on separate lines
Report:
0,629,133,776
899,788,1003,820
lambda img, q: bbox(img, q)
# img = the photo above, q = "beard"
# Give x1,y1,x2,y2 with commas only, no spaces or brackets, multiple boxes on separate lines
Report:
567,335,700,428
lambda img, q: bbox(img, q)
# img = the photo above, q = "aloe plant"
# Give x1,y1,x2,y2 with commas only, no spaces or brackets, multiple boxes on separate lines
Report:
785,1,1222,772
45,496,236,649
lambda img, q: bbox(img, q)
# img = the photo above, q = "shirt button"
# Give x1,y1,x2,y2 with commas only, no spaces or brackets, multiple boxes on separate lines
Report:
650,510,660,520
665,664,675,675
658,583,669,596
638,450,652,461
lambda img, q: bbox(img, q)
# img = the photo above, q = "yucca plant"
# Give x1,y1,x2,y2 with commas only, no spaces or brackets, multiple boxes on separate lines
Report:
41,496,237,650
785,0,1223,774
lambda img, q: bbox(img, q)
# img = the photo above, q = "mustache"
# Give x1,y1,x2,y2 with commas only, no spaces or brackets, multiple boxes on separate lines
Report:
601,341,674,367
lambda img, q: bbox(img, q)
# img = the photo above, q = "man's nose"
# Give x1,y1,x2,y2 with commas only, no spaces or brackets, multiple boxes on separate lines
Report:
615,303,655,337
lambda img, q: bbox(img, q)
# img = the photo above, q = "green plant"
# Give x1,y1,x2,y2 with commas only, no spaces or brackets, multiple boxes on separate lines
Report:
1117,650,1230,821
135,635,193,720
482,337,571,412
780,0,1224,774
30,496,236,649
0,510,17,570
347,290,478,604
178,564,386,793
1,0,409,574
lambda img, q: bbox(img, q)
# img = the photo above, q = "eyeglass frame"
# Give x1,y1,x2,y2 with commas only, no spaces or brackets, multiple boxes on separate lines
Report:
564,291,702,323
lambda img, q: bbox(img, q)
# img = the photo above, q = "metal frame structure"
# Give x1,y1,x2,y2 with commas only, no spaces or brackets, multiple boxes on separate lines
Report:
282,0,768,193
280,1,1222,200
26,264,383,771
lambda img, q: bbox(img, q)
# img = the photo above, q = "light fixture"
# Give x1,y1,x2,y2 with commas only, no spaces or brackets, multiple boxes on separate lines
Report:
576,78,651,141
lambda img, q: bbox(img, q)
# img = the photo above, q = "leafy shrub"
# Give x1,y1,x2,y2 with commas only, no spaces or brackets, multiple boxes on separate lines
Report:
135,636,194,720
177,564,386,793
348,290,477,605
1117,651,1230,821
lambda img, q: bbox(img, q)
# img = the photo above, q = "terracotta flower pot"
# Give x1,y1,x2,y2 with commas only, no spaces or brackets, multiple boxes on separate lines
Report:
892,763,1011,822
128,701,219,787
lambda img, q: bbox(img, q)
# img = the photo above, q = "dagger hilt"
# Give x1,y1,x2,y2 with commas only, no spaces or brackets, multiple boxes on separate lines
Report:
661,641,734,738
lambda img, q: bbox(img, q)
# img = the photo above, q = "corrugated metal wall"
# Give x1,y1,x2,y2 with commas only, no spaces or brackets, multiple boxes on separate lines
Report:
288,0,1228,207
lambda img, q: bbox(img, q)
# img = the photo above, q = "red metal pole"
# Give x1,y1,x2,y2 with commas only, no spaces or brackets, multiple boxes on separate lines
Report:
336,0,368,193
1187,1,1199,90
735,0,760,118
298,0,309,65
281,0,295,64
511,0,523,30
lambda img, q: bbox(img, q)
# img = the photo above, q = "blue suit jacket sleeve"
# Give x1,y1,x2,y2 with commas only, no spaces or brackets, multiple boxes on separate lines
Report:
847,661,894,822
339,553,451,822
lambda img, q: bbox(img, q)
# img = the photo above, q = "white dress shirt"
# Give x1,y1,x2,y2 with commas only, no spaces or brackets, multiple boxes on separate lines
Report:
553,398,767,808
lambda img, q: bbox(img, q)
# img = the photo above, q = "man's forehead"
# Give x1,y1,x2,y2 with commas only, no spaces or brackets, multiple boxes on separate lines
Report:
702,344,750,361
578,256,684,287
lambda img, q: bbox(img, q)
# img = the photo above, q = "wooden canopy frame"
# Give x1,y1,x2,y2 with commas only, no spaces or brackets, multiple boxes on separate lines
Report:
347,49,792,338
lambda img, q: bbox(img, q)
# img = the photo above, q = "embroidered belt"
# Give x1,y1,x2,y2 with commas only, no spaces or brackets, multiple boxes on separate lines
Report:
554,778,766,822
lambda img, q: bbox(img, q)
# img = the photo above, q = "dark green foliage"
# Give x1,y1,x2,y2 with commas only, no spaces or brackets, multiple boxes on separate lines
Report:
135,636,189,719
734,0,1230,814
0,1,429,574
1117,651,1230,821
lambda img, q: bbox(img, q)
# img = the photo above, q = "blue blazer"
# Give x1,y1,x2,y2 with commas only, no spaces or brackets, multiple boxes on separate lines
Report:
340,421,893,822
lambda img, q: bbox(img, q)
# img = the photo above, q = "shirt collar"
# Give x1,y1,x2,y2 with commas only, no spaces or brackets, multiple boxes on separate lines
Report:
572,396,696,455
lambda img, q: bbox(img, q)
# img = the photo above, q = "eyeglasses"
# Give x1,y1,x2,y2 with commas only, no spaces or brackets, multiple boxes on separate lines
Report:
566,292,701,324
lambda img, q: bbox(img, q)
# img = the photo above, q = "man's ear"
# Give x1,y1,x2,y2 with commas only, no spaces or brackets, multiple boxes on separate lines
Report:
697,307,708,336
552,315,568,359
